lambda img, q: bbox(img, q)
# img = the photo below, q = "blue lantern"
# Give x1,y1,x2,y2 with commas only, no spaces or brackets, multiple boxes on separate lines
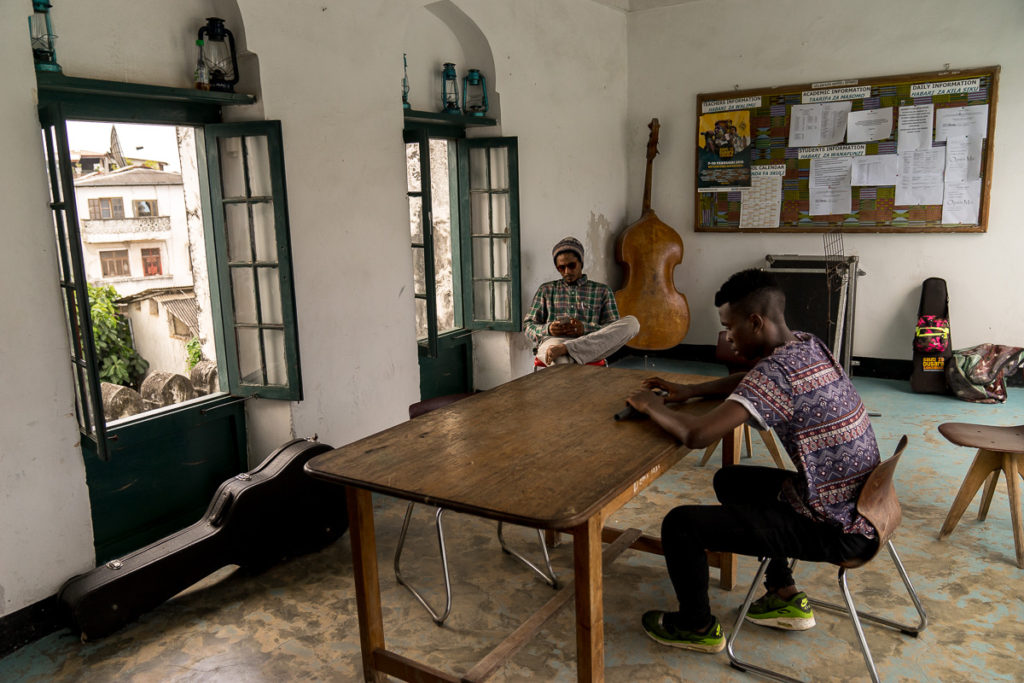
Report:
462,69,488,117
29,0,61,73
402,53,411,110
441,63,460,114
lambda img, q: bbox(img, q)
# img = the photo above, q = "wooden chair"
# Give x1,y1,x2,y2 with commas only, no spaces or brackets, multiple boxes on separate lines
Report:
699,331,786,469
937,422,1024,568
727,436,928,683
394,393,559,625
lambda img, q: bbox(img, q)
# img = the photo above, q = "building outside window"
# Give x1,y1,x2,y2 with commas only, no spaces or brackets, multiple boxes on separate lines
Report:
88,197,125,219
141,247,162,276
99,249,130,277
133,199,158,217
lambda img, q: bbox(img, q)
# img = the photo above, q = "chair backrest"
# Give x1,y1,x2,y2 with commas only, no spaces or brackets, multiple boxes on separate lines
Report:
843,435,908,568
408,392,475,419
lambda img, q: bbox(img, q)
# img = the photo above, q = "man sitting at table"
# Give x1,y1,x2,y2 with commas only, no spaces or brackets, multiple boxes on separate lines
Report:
523,236,639,366
624,268,881,653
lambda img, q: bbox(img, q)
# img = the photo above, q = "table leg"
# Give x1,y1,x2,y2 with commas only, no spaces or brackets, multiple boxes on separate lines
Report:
346,486,387,683
1004,454,1024,569
573,515,604,682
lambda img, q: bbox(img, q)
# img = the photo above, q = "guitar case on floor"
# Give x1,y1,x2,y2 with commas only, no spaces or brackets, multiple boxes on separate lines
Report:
910,277,952,394
58,438,347,640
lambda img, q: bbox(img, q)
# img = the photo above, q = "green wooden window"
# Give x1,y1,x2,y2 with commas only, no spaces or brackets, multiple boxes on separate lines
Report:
458,137,520,332
205,121,302,400
39,103,111,459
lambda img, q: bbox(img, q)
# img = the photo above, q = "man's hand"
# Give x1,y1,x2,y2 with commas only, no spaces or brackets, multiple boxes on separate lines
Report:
626,388,666,414
641,376,693,403
549,318,584,337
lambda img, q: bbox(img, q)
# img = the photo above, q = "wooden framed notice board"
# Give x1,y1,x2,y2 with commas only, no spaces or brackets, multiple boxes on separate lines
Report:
695,66,999,233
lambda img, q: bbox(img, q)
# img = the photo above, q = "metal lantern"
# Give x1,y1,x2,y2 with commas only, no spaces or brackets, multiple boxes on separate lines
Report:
197,17,238,93
402,53,411,110
462,69,488,116
29,0,61,73
441,62,460,114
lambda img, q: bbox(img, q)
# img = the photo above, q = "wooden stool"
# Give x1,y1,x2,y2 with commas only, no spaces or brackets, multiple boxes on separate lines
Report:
937,422,1024,568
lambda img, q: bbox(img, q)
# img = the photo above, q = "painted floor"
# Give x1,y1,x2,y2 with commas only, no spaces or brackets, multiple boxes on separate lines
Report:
2,359,1023,682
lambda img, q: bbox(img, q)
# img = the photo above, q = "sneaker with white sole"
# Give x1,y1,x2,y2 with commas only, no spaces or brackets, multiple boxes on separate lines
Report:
745,591,816,630
641,611,726,653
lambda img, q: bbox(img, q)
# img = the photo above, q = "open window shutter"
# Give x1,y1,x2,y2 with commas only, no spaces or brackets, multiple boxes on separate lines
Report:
204,121,302,400
457,137,521,332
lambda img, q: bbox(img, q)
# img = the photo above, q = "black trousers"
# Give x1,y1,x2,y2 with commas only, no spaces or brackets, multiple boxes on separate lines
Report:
660,465,876,630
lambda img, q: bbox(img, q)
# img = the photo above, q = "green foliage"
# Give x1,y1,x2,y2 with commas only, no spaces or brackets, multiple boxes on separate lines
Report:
186,335,203,370
88,284,149,389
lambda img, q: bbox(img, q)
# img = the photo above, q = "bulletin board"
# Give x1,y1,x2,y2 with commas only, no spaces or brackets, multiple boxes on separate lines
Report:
694,66,999,233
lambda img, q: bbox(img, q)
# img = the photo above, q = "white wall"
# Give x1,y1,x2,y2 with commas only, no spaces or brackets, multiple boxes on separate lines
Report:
0,4,96,617
0,0,629,615
627,0,1024,358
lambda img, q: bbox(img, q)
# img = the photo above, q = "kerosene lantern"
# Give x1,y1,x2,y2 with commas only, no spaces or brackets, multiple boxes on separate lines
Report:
29,0,61,73
462,69,488,116
441,62,460,114
197,17,239,92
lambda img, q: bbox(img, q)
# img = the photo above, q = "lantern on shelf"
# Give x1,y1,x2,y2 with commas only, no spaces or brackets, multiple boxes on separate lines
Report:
29,0,61,73
441,62,460,114
196,17,238,92
402,53,411,110
462,69,488,117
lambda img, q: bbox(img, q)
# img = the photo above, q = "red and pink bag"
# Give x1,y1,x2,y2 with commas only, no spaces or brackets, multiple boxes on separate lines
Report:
914,315,950,353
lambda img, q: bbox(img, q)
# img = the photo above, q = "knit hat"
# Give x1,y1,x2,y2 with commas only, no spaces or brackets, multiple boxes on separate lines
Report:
552,236,584,265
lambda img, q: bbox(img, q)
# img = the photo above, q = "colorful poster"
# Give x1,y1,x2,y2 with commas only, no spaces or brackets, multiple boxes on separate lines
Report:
697,110,752,191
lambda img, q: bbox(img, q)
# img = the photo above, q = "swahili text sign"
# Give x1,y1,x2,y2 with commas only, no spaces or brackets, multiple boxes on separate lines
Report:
694,66,999,233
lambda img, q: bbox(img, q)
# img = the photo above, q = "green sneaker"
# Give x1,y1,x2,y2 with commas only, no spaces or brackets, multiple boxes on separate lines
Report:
641,611,725,653
745,591,816,630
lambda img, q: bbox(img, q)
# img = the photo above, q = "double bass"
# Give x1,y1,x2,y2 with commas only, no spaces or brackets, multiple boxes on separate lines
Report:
615,118,690,350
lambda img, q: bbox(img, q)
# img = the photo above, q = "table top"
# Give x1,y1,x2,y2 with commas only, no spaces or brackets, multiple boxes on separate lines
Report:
305,365,719,530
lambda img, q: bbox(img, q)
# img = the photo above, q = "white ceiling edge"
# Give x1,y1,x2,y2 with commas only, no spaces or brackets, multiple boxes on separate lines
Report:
589,0,704,12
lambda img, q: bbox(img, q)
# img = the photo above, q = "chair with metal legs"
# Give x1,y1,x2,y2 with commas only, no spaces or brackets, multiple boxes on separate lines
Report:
393,393,559,625
726,436,928,683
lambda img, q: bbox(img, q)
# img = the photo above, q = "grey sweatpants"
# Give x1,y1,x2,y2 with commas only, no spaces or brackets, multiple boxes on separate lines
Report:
535,315,640,365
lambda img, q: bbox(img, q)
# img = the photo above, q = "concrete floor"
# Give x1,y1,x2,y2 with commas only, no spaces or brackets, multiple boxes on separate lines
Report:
2,359,1023,682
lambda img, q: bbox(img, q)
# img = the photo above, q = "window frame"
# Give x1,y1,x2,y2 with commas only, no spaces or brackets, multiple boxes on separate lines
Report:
457,137,521,332
204,121,303,401
133,199,158,217
37,75,299,460
140,246,162,276
99,248,131,277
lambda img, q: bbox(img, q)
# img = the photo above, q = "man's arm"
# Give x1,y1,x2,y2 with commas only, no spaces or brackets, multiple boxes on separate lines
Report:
642,372,747,402
596,285,621,328
626,389,750,449
523,286,552,345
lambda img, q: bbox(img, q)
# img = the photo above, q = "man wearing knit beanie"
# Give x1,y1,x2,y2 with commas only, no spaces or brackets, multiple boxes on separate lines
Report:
523,236,639,365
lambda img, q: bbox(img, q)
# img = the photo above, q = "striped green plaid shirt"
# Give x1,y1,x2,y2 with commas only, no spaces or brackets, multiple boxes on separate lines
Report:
523,275,620,345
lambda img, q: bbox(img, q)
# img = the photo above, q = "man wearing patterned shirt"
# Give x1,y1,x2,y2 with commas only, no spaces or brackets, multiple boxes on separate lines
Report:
625,268,881,654
523,236,639,366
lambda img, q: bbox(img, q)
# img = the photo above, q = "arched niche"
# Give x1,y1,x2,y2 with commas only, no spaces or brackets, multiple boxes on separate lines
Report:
403,1,501,124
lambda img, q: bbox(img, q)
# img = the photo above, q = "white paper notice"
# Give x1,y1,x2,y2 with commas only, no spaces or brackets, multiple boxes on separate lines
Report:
847,107,893,143
789,102,851,147
896,148,945,205
819,101,852,146
935,104,988,142
852,154,898,186
809,157,852,215
897,104,934,154
739,165,786,229
944,136,971,183
789,104,821,148
942,179,981,224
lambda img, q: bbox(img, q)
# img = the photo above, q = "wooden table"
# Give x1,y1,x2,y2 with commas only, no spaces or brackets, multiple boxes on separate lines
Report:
305,365,742,682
